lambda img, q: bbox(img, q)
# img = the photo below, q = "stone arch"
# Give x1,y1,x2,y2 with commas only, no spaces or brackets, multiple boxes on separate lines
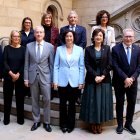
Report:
42,0,64,27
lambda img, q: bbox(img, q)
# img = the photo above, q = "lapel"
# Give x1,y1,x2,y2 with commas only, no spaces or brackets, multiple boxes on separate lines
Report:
30,42,37,61
130,45,136,66
40,41,49,61
63,44,76,66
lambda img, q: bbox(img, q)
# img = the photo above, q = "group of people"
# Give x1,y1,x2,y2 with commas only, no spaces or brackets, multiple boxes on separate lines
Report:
1,9,140,136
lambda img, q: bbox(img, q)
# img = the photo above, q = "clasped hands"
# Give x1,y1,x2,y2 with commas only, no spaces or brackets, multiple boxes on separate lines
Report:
9,71,20,82
124,77,134,88
95,75,105,84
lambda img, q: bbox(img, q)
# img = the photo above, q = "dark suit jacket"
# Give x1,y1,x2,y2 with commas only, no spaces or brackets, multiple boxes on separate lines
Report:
112,43,140,87
59,25,87,49
85,45,112,84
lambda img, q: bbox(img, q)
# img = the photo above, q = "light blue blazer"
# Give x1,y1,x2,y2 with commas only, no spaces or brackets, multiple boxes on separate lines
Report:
53,44,85,87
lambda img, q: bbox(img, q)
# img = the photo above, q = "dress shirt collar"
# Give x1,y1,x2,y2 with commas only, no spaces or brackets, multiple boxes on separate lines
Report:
36,40,44,46
123,42,132,49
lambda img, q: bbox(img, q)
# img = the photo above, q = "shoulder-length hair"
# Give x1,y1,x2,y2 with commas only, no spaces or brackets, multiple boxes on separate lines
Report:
9,30,21,45
91,28,105,46
62,30,77,44
96,10,110,26
21,17,33,31
41,13,54,27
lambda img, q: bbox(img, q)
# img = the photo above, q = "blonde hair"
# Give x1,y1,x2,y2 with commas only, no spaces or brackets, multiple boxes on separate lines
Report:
9,30,21,45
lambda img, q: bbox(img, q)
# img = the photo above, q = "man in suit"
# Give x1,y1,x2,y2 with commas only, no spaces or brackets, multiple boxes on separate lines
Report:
24,25,54,132
112,28,140,135
59,10,87,104
59,10,87,49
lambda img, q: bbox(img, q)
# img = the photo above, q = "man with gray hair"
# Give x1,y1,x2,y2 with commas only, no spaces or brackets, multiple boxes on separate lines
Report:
112,28,140,135
24,25,54,132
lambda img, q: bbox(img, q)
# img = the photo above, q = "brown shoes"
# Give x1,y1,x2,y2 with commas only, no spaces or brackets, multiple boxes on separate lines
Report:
91,124,102,134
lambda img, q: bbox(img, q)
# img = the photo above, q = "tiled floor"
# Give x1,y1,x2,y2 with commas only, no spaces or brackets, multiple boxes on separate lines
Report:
0,112,140,140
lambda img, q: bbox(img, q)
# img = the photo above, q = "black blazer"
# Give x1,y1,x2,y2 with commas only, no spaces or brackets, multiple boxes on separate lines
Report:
85,45,112,84
59,25,87,49
112,43,140,86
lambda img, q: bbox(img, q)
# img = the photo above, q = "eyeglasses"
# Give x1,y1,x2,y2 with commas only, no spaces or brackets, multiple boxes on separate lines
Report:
124,36,134,38
101,16,108,19
12,36,20,38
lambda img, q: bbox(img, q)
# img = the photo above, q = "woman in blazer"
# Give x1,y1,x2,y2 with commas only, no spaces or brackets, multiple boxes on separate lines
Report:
91,10,115,50
80,28,113,134
53,30,85,133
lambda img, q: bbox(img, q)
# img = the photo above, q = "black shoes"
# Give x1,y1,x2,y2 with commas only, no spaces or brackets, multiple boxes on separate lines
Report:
116,124,136,135
116,125,123,134
31,122,41,131
124,125,136,135
67,128,73,133
60,127,74,133
3,120,10,125
43,123,52,132
61,127,67,133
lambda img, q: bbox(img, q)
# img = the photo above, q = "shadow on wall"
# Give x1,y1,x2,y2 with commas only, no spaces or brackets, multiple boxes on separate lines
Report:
0,37,9,51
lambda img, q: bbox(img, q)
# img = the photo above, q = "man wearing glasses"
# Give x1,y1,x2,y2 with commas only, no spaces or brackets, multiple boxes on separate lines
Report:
112,28,140,135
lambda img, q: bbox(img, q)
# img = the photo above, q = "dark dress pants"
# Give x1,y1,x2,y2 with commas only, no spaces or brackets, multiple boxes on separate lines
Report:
114,84,137,126
3,77,24,123
59,84,78,129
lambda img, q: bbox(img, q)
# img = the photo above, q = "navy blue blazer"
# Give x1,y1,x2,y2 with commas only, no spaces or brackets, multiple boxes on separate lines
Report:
20,29,35,47
112,43,140,86
59,25,87,49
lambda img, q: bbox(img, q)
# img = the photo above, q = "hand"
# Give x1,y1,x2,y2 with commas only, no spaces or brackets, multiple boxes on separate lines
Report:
124,78,133,88
24,80,29,87
78,84,84,89
54,84,58,90
95,76,104,83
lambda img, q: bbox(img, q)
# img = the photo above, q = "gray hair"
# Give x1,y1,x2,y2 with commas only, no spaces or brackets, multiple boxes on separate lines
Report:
123,28,134,36
68,10,78,18
34,25,45,33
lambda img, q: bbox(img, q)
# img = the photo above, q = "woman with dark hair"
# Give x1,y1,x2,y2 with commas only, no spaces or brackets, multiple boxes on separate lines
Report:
91,10,115,50
3,30,25,125
20,17,35,97
53,30,85,133
80,28,113,134
20,17,35,47
41,13,59,52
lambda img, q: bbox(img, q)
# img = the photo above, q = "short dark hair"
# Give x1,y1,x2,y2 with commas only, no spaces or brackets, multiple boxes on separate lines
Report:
96,10,110,26
21,17,33,30
91,28,105,45
62,30,77,44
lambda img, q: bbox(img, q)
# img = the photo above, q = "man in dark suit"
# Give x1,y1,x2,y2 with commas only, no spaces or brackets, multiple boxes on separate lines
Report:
112,28,140,135
24,26,54,132
59,10,87,104
59,10,87,49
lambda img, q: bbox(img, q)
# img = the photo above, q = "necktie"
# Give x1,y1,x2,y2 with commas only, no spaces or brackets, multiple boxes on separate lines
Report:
36,44,40,62
126,47,131,65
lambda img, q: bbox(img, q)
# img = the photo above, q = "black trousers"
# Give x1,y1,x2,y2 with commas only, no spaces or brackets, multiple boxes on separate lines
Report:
114,84,137,126
58,84,78,129
3,77,24,123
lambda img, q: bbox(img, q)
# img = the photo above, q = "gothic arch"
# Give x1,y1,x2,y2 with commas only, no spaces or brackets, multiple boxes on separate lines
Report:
42,0,64,27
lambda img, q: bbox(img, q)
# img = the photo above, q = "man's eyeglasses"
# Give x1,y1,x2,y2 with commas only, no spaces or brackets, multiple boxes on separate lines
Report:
124,36,134,38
